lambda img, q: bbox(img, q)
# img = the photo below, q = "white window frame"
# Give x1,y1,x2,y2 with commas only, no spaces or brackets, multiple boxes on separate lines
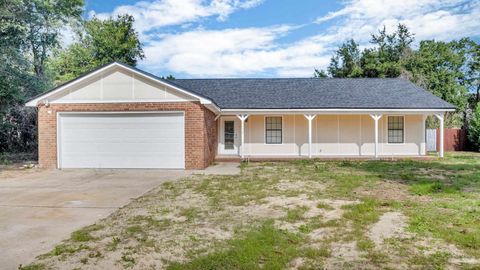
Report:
386,115,406,145
264,115,284,145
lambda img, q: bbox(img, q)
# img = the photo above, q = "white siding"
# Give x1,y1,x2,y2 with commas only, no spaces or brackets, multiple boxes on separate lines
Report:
50,67,193,103
238,114,426,157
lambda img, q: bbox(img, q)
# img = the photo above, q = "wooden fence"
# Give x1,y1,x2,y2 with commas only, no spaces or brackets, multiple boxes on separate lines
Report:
435,128,468,151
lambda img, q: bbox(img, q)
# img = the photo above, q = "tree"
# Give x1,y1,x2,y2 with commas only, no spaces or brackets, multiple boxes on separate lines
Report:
468,103,480,151
313,69,328,78
0,0,83,155
323,24,414,78
404,39,470,127
23,0,84,80
362,24,414,78
50,14,144,84
464,39,480,104
327,39,363,78
161,75,176,80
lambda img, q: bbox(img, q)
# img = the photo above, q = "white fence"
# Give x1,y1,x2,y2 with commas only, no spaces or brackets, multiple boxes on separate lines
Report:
426,129,437,152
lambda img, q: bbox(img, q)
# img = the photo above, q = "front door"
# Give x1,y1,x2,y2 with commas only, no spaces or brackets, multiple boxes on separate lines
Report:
220,118,239,155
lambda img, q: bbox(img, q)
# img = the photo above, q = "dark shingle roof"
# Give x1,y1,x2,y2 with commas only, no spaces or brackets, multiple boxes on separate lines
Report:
171,78,455,110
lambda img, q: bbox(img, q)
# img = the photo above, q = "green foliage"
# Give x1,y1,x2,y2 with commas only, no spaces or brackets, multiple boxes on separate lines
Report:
23,0,84,78
318,24,477,128
405,39,471,127
325,24,414,78
0,0,73,153
0,1,145,156
327,39,363,78
162,74,176,80
313,68,328,78
50,14,144,84
468,103,480,150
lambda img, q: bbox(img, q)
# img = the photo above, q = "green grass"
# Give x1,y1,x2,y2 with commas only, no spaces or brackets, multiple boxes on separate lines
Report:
70,224,103,242
343,198,381,229
179,207,201,221
167,221,302,270
285,206,309,222
407,197,480,256
49,243,89,256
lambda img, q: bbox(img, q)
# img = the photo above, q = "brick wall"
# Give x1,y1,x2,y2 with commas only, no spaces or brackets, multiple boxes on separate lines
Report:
37,102,217,169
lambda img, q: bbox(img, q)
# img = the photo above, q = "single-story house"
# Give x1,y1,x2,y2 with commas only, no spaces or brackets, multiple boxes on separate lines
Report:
26,62,455,169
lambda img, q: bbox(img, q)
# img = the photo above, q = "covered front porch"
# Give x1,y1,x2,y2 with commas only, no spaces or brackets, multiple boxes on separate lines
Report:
216,111,446,159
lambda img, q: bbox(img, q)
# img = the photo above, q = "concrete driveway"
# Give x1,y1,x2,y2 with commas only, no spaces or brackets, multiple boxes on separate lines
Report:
0,168,189,269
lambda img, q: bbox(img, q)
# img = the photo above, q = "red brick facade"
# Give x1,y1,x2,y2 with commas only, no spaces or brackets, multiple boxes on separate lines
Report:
37,102,218,170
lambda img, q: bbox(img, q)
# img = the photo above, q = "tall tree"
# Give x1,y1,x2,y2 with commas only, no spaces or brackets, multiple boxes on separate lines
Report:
404,39,470,127
325,24,414,78
464,39,480,104
363,25,414,78
0,0,83,155
327,39,363,78
50,14,144,84
23,0,83,80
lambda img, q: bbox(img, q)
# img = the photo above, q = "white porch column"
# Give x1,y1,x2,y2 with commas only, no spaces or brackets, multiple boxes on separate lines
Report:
435,113,445,158
421,114,427,155
369,114,383,158
236,114,249,158
304,114,317,158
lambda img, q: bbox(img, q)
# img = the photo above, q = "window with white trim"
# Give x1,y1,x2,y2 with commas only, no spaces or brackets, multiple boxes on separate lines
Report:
388,116,404,143
265,117,282,144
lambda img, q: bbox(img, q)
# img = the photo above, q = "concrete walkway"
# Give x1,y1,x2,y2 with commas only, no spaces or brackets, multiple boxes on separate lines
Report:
0,169,189,269
194,162,241,175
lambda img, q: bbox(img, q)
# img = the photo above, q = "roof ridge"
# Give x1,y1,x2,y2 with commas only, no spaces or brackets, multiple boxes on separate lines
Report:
173,77,407,80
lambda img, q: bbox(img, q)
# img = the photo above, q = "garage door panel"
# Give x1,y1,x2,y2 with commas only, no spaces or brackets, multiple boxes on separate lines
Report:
61,130,184,141
61,142,183,153
59,113,185,169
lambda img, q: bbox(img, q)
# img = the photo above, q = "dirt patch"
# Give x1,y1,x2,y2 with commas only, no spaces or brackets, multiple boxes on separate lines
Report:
355,180,431,202
368,212,409,245
325,241,363,268
416,238,480,267
264,195,357,220
308,227,335,241
275,180,326,192
288,257,305,270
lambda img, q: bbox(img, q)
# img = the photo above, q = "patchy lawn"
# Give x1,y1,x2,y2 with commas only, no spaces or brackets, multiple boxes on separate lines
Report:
21,152,480,270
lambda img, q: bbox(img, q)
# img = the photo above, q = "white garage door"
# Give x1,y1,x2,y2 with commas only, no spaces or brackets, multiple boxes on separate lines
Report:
58,112,185,169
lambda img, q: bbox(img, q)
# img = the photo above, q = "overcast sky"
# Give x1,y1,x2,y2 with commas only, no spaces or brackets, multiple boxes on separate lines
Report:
83,0,480,78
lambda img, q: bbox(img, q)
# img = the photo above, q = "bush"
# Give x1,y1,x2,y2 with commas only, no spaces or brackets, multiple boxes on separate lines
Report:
468,103,480,151
0,105,37,155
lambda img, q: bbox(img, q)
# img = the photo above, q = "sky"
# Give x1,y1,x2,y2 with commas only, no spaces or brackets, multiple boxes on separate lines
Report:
82,0,480,78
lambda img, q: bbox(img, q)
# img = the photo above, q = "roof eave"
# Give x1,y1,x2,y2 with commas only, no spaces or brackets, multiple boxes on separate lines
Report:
218,108,456,114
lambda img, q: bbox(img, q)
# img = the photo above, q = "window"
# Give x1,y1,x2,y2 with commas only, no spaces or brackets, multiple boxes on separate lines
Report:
388,116,404,143
265,117,282,144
